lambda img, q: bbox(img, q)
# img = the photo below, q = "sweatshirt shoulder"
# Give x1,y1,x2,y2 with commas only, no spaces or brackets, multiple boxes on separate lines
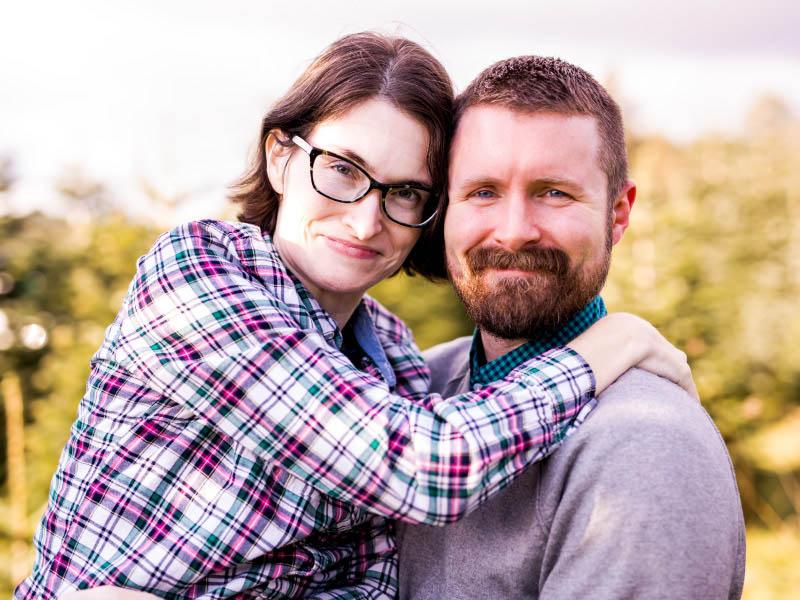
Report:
422,336,472,394
423,336,472,365
576,368,733,466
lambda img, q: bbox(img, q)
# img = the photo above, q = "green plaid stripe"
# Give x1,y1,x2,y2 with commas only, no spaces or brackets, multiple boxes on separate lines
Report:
470,296,607,388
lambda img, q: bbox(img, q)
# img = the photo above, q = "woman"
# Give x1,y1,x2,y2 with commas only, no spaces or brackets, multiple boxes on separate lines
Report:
21,33,693,600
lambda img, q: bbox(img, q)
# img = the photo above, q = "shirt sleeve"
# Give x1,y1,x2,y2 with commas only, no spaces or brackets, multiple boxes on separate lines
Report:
308,517,398,599
115,221,596,526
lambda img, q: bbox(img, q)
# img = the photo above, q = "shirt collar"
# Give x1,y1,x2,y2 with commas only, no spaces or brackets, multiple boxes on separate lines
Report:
348,303,397,388
469,295,607,388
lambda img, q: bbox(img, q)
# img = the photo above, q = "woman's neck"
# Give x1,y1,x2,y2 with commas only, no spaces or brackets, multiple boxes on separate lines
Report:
312,288,362,330
274,236,363,329
287,266,363,330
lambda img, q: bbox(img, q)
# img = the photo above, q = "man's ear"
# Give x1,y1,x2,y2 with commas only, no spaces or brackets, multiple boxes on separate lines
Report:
610,179,636,246
265,130,292,196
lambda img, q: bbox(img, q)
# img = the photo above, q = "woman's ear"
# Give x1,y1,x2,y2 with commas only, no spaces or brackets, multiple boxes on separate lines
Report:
265,130,292,195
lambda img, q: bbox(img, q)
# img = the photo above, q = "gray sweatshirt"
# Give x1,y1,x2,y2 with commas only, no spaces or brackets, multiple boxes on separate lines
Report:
398,337,745,599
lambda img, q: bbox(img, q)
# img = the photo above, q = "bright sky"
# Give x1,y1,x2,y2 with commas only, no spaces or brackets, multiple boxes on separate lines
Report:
2,0,798,223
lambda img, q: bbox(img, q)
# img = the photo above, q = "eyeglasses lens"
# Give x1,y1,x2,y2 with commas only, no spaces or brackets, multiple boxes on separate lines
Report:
311,154,434,227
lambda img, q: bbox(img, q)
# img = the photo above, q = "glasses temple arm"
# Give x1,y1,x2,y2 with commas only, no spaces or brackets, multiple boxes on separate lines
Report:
291,135,313,154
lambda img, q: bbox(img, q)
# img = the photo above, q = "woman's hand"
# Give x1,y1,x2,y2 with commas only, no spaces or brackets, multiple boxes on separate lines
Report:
567,312,698,399
60,587,161,600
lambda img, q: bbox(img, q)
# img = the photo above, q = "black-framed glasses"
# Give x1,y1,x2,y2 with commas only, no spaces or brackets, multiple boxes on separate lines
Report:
291,135,439,228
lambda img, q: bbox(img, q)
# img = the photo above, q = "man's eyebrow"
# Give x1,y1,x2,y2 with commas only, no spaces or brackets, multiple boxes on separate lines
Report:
452,176,501,190
535,176,585,191
332,147,432,188
452,175,587,195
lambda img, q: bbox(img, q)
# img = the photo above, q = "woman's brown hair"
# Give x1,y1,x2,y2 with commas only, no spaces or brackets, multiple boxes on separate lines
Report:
230,32,453,278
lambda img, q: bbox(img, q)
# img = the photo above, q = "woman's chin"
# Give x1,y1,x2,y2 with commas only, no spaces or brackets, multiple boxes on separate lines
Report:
317,275,377,298
312,261,391,295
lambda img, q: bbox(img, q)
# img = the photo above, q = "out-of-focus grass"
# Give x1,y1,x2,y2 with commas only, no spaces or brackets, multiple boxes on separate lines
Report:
743,525,800,599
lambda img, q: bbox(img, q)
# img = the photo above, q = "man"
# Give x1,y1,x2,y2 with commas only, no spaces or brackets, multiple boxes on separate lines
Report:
398,57,746,599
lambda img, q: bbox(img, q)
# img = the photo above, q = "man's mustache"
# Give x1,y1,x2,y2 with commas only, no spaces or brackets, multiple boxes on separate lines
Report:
465,246,570,276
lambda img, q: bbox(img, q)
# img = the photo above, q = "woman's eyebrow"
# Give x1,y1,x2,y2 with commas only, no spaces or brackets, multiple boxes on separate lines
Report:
334,147,373,172
333,146,432,188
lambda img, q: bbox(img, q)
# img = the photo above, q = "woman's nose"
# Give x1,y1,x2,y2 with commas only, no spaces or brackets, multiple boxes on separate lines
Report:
341,190,384,239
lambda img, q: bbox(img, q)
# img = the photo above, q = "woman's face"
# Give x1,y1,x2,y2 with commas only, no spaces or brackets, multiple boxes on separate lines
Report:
270,98,429,308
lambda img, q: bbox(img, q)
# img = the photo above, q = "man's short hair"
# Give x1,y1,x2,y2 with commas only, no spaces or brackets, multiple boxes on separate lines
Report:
454,56,627,201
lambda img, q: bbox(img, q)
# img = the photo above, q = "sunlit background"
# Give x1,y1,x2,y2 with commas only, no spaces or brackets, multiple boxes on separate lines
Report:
2,1,799,597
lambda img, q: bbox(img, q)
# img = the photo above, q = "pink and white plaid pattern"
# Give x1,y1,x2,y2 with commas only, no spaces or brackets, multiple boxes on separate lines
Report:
17,220,595,599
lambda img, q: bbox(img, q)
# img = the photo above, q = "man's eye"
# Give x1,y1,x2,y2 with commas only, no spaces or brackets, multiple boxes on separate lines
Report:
471,189,495,199
544,189,571,200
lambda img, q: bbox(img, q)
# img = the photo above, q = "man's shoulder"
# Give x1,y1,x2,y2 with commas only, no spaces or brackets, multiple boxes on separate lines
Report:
422,336,472,395
590,368,711,435
524,368,746,600
561,368,735,478
422,335,472,364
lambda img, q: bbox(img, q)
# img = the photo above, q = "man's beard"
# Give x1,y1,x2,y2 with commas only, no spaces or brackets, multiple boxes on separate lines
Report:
448,240,611,341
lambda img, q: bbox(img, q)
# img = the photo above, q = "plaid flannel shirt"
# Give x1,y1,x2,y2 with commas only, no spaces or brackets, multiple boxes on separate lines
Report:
18,220,596,599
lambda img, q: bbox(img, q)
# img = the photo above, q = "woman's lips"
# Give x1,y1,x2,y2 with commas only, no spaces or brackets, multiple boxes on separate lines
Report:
323,235,381,259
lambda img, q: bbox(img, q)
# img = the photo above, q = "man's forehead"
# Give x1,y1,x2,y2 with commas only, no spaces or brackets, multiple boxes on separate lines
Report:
449,106,603,178
453,104,599,141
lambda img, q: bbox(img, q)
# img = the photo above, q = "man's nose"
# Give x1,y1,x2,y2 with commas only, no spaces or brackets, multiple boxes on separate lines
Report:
342,190,384,240
491,195,542,250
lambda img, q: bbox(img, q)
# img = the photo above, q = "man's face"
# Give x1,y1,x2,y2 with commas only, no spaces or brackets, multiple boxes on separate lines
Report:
444,105,634,340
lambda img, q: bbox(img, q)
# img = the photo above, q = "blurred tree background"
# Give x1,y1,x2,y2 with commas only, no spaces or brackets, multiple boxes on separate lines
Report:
1,98,799,598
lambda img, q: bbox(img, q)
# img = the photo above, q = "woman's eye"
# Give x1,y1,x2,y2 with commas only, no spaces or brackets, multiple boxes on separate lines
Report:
389,188,423,206
330,162,355,177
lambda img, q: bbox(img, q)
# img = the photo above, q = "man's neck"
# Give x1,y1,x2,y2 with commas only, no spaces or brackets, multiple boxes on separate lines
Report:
480,331,528,363
477,296,607,365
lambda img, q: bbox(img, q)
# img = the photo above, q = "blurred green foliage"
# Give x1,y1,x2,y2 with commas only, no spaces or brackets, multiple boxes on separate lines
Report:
1,106,799,596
